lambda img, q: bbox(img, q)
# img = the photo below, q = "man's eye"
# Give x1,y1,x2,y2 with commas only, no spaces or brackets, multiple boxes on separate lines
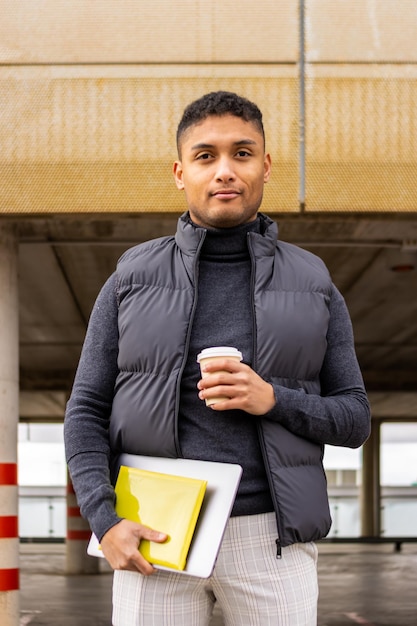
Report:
236,150,250,157
196,153,212,160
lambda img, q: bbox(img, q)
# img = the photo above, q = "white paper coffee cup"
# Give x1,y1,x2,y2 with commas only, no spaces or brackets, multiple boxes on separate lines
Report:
197,346,243,406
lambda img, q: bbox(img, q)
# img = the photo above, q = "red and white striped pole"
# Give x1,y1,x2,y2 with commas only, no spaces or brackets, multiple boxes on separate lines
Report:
0,224,20,625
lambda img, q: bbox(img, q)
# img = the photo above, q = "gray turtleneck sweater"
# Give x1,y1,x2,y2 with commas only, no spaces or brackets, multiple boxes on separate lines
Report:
178,218,274,515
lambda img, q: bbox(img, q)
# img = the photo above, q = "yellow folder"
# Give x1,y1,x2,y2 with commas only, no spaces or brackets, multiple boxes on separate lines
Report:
114,465,207,571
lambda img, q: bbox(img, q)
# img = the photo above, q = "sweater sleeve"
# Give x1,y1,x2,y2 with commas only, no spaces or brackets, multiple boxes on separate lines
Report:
264,284,371,448
64,273,122,541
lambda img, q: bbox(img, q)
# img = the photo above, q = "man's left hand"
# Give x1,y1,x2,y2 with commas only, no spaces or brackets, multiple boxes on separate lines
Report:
197,359,275,415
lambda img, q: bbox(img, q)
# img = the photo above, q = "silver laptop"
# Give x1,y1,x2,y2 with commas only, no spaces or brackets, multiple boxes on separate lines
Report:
87,453,242,578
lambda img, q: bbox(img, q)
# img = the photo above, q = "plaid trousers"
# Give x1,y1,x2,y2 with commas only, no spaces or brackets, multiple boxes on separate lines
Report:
112,512,318,626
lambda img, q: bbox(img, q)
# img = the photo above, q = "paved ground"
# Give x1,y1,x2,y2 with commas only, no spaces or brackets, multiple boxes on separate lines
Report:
19,541,417,625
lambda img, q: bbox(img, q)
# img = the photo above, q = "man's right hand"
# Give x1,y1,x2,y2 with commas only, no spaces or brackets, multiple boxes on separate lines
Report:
99,519,168,576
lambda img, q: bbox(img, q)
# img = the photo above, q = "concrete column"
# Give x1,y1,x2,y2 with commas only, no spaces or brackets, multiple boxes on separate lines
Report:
360,420,381,536
0,224,20,626
66,474,99,574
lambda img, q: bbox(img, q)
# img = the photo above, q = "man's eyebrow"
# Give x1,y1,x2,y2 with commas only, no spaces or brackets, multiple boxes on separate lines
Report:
190,142,215,151
233,139,258,146
190,139,258,151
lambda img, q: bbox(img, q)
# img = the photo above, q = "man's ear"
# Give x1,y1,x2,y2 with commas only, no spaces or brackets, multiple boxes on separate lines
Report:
264,153,272,183
173,161,184,190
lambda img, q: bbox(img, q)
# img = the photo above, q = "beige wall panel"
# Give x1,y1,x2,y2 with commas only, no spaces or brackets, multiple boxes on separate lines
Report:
0,68,299,214
306,0,417,62
0,0,298,63
305,69,417,212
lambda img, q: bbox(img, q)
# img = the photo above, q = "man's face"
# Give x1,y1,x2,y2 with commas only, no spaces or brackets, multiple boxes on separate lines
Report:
173,114,271,229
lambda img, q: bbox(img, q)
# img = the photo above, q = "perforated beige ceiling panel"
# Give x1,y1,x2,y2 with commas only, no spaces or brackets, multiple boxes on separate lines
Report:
1,0,417,215
0,67,299,214
304,0,417,212
0,0,299,214
305,66,417,212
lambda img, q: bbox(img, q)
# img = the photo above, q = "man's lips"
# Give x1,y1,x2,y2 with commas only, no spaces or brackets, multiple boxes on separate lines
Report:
211,189,241,200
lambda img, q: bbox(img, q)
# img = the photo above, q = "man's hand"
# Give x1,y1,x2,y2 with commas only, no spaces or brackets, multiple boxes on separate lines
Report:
99,519,167,576
197,358,275,415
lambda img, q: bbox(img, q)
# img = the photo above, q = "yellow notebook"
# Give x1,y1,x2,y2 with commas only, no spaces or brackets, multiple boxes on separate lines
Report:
114,465,207,571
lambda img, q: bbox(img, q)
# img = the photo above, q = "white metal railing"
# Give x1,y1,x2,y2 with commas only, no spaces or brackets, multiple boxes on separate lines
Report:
18,486,417,540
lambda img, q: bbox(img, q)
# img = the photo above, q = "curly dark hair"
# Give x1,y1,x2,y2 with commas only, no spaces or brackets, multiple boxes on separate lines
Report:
176,91,265,156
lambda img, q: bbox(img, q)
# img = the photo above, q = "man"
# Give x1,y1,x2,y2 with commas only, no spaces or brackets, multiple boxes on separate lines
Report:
64,91,371,625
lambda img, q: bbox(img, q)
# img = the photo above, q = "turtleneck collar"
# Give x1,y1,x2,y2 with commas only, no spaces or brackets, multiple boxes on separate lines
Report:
175,211,278,259
192,216,262,260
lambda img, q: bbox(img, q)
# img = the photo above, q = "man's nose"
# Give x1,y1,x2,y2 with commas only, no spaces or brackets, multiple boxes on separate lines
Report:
215,157,236,181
